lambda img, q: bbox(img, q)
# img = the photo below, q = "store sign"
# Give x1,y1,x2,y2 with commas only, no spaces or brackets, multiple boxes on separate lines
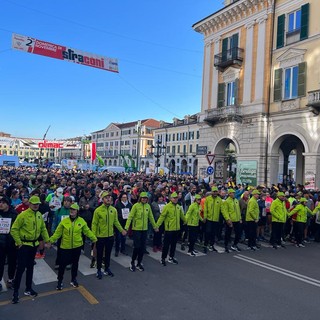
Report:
236,160,258,186
38,140,63,149
196,146,207,155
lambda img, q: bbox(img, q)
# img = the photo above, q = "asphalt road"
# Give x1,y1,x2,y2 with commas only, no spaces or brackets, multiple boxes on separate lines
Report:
1,239,320,320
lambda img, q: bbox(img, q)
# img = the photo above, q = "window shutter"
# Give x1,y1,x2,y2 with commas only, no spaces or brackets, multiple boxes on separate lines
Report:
276,14,285,49
298,62,306,97
217,83,225,108
222,38,228,62
232,33,239,59
274,68,283,102
234,79,239,106
300,3,309,41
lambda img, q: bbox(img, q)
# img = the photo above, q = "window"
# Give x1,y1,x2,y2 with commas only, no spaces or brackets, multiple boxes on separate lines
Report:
284,66,298,99
172,134,175,141
189,144,193,153
288,10,301,33
226,81,236,106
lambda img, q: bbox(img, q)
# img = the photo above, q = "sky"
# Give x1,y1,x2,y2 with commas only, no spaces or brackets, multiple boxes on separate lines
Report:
0,0,223,140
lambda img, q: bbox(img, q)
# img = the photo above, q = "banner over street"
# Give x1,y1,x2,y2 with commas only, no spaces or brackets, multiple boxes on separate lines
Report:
12,33,119,73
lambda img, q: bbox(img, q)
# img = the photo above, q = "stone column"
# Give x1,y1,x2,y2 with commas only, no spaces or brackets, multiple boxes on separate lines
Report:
255,15,268,103
202,40,212,112
243,21,255,105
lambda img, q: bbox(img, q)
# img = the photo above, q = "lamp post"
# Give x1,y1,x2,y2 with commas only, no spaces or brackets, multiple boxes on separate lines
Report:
151,138,166,174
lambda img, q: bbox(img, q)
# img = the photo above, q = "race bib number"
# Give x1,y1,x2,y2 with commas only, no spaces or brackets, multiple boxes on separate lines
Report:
0,218,12,234
42,212,49,222
49,197,62,210
122,208,130,219
158,204,165,213
262,208,267,217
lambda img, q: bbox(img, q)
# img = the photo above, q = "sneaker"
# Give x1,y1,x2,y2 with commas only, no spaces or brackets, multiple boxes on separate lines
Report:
231,245,240,252
160,259,166,266
193,249,199,254
35,252,44,259
129,262,136,272
56,281,63,290
115,251,119,257
211,246,218,252
24,289,38,297
297,243,305,248
6,279,14,290
272,245,278,249
70,279,79,287
168,257,178,264
12,292,19,304
96,270,103,279
136,263,145,272
187,251,196,257
103,268,114,277
181,244,185,251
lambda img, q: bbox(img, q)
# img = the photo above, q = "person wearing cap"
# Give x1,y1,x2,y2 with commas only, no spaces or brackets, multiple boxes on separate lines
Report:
48,203,97,290
15,195,29,214
46,187,64,234
288,198,315,247
203,186,222,253
125,192,158,271
92,191,126,279
245,190,260,250
221,189,242,253
270,192,288,249
0,196,18,292
156,192,187,265
10,195,50,304
185,194,203,256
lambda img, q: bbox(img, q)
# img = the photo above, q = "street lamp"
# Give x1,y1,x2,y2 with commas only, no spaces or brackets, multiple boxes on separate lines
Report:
151,138,166,174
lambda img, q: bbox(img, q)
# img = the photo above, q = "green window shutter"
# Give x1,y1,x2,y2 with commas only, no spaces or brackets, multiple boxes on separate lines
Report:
300,3,309,41
276,14,285,49
232,33,239,59
222,38,228,62
234,79,239,105
298,62,307,97
274,68,283,102
217,83,225,108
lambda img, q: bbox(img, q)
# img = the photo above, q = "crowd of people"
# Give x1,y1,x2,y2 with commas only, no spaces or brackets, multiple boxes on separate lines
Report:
0,166,320,305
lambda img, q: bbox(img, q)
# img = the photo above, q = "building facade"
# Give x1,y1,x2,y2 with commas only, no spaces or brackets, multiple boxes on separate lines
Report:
91,119,160,170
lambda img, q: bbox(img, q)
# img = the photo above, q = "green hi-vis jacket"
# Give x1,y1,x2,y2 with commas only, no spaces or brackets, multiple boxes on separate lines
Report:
92,204,124,238
10,208,49,247
289,204,314,223
221,197,241,222
49,216,97,249
186,202,203,227
203,196,222,222
156,202,186,231
270,198,287,223
246,196,259,222
125,202,156,231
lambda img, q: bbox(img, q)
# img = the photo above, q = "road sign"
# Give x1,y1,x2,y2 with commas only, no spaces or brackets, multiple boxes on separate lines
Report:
206,166,214,175
206,153,215,165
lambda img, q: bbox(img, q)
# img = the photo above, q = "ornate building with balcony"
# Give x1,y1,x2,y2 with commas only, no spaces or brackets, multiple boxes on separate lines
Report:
193,0,274,184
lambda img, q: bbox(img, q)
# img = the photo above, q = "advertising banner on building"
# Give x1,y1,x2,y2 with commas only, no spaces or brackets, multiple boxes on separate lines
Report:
305,172,316,190
236,160,258,186
12,33,119,73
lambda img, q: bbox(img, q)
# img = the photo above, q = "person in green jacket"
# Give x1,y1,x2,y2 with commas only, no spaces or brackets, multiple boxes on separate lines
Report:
288,197,315,247
270,192,288,249
203,186,222,253
92,191,126,279
186,194,203,256
245,190,260,250
125,192,158,272
49,203,97,290
156,192,187,266
10,195,50,304
221,189,242,253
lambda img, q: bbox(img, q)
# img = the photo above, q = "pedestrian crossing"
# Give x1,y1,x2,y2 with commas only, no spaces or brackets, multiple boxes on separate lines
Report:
0,238,296,290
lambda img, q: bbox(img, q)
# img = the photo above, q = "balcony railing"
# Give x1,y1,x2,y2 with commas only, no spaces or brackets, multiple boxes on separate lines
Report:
307,90,320,107
214,47,244,70
204,106,242,126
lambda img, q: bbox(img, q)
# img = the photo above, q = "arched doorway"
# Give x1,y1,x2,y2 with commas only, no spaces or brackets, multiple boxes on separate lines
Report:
270,134,306,186
213,138,238,182
181,159,188,173
169,159,175,173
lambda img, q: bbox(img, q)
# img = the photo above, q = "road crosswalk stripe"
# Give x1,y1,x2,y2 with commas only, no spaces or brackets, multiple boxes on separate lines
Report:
33,258,57,285
78,254,97,276
0,279,8,292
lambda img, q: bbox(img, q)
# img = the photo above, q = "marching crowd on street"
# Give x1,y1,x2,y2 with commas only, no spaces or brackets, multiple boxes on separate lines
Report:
0,166,320,304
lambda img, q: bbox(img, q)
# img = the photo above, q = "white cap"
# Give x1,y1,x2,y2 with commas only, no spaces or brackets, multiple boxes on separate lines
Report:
56,187,63,194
